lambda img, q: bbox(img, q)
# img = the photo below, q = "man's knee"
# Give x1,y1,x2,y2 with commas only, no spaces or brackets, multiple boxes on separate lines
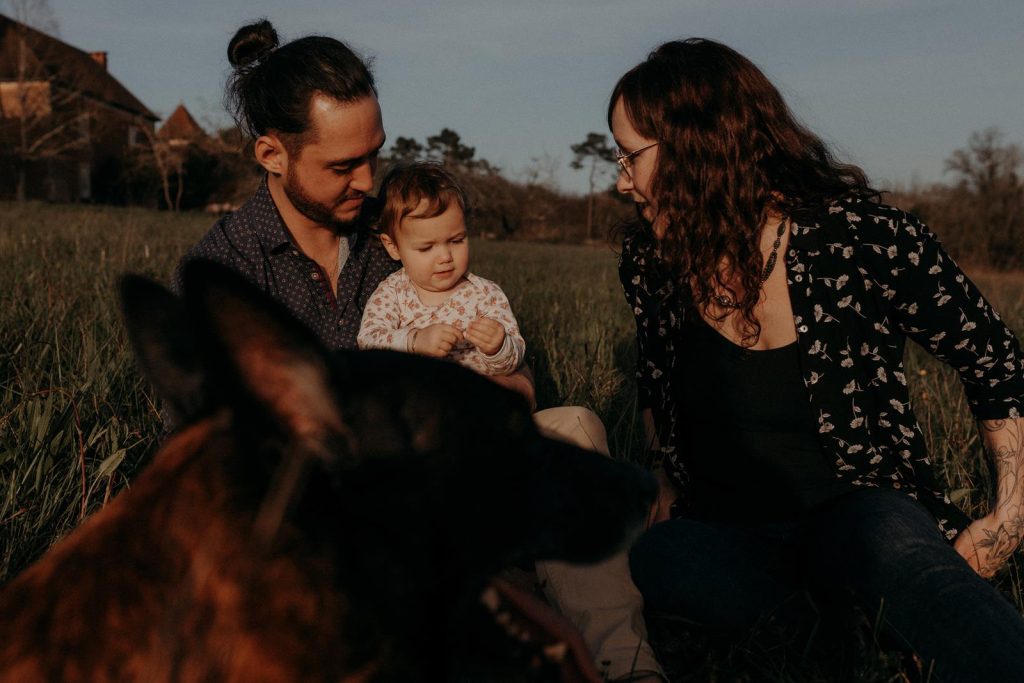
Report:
533,406,609,456
628,519,717,610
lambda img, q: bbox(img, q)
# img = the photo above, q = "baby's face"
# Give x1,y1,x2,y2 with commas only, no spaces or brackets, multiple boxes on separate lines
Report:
382,202,469,299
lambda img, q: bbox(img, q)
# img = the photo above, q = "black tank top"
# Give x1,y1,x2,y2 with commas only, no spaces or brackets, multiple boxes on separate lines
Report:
675,314,853,522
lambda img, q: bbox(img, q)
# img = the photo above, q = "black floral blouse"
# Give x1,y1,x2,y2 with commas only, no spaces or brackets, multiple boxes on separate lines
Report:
619,198,1024,540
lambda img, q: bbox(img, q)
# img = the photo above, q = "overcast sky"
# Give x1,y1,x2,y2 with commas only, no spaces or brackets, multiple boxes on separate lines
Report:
38,0,1024,194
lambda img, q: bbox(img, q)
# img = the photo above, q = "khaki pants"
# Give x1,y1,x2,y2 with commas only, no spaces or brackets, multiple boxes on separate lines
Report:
532,406,664,681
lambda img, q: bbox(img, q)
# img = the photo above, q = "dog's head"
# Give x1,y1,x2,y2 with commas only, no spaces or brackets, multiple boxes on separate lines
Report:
121,260,656,681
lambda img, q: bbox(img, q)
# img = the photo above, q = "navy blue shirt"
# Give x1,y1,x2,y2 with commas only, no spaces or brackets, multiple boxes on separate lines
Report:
177,178,399,351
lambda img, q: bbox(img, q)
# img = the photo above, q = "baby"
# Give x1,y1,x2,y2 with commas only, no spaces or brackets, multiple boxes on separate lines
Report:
357,162,525,376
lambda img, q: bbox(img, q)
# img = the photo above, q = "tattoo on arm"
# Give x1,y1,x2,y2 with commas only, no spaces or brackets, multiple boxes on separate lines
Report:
976,418,1024,570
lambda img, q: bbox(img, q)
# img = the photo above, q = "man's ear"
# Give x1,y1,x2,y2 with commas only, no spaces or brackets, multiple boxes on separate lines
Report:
254,133,288,176
379,232,401,261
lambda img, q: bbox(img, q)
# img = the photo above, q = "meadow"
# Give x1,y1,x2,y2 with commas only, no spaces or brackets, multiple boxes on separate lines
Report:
1,200,1022,681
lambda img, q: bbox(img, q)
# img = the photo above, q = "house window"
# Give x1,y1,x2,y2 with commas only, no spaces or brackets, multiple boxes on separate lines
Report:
128,125,148,147
0,81,52,118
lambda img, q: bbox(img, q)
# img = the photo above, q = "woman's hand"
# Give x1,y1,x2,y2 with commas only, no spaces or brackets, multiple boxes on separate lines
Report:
953,513,1024,579
956,417,1024,578
647,467,678,529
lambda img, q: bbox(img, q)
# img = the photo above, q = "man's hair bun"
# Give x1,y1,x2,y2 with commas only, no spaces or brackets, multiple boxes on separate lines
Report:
224,19,376,142
227,19,279,69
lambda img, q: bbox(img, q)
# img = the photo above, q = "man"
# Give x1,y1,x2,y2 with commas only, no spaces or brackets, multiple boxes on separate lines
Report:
178,19,665,682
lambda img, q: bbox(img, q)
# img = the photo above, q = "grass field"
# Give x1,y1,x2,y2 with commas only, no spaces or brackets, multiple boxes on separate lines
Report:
2,200,1023,680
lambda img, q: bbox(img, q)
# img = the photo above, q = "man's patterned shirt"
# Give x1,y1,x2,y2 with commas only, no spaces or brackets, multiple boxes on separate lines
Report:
178,178,399,351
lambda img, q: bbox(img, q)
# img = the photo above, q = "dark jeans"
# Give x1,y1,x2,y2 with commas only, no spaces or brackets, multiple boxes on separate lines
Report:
630,488,1024,683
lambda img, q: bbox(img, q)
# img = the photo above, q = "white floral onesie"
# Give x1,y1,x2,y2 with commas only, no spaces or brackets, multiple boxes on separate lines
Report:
357,269,525,376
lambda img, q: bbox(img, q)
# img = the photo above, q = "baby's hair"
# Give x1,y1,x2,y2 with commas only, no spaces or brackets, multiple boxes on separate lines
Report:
377,162,468,237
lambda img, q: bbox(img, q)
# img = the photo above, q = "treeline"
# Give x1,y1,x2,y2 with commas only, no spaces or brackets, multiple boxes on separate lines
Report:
113,124,1023,268
115,125,632,244
382,128,631,242
886,128,1024,271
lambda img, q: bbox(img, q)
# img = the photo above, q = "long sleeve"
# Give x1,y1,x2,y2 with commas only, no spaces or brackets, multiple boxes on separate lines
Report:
474,281,525,375
357,275,414,353
618,233,675,412
853,205,1024,420
173,218,259,295
619,255,654,411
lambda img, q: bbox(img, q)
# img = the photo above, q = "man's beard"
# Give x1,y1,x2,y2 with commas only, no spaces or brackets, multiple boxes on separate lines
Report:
283,166,362,233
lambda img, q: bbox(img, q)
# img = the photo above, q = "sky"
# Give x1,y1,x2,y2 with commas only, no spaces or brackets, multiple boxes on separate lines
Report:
33,0,1024,194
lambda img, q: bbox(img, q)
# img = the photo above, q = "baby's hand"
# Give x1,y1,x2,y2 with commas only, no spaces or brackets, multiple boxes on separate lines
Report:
466,317,506,356
412,323,462,358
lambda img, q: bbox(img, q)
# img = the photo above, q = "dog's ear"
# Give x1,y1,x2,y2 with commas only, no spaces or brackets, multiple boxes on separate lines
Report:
180,260,355,543
179,260,349,457
119,275,207,427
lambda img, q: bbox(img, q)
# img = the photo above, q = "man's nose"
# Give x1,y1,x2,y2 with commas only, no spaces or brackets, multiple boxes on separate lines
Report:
350,159,375,193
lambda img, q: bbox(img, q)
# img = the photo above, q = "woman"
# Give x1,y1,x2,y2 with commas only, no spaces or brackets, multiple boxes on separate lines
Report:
612,38,1024,680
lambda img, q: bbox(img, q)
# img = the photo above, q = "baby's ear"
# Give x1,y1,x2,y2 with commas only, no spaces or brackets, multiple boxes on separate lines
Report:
379,232,401,261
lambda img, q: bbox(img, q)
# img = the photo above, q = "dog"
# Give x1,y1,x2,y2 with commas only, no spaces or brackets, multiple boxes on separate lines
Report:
0,261,655,682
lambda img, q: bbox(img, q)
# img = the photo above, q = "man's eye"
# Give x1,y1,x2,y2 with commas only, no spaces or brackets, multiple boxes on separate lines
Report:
331,166,353,175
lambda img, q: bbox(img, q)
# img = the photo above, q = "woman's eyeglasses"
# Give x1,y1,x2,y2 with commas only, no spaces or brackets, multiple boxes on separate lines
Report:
614,141,660,179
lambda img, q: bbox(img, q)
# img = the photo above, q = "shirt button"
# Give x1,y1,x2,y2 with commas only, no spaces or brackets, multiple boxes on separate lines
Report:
311,271,321,281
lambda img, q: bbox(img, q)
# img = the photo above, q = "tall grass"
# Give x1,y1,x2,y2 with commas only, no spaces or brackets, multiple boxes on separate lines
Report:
1,201,1022,680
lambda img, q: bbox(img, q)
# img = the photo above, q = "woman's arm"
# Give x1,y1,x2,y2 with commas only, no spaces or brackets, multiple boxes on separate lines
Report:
853,204,1024,570
641,407,658,451
641,407,677,527
954,416,1024,577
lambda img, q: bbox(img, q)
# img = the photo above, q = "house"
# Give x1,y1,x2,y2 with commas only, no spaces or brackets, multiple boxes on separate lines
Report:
157,103,206,148
0,14,158,202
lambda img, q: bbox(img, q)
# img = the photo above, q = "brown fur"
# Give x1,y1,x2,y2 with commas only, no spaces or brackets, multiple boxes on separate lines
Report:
0,416,358,682
0,264,654,682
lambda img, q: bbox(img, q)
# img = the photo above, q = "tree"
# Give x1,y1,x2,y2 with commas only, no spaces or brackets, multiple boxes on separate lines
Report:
570,132,616,240
520,153,561,191
944,128,1024,269
5,0,58,35
387,136,424,164
426,128,476,170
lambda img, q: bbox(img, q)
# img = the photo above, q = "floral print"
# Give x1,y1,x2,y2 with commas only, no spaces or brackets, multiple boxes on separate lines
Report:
620,198,1024,540
357,269,525,376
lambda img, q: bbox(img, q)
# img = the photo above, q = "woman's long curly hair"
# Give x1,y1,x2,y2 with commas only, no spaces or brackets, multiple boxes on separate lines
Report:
610,38,879,344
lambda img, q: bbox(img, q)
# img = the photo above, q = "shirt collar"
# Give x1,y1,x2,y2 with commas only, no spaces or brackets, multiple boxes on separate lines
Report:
239,176,294,255
245,175,375,257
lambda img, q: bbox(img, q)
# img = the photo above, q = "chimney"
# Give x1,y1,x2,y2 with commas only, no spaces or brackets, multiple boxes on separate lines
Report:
90,52,108,70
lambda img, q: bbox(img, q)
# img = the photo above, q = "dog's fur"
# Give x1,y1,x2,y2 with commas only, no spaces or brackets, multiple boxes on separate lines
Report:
0,262,655,682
